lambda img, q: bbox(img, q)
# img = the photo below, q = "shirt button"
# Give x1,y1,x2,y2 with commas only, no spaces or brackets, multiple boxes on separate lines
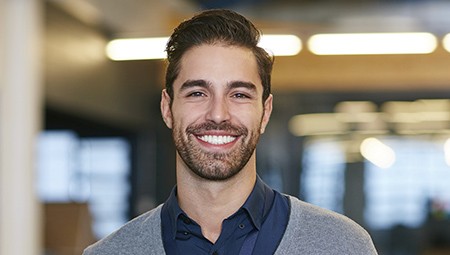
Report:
238,223,245,229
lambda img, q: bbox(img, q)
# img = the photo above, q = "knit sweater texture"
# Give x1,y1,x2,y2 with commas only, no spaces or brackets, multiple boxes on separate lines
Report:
83,196,378,254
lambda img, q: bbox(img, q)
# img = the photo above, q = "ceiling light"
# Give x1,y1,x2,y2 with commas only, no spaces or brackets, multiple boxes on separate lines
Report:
106,34,302,61
443,34,450,53
106,37,169,61
360,137,396,169
258,35,302,56
289,113,347,136
308,33,437,55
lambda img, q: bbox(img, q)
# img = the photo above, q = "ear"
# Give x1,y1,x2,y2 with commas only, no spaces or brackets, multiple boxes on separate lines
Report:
161,89,173,129
260,94,273,134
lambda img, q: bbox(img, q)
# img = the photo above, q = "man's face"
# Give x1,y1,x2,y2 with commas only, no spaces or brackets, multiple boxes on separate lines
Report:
161,44,272,181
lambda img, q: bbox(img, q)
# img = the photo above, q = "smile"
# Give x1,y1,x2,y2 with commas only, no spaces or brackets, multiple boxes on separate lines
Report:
197,135,237,145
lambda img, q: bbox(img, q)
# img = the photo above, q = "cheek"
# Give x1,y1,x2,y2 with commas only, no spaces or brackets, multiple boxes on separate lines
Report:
234,109,264,128
171,107,202,129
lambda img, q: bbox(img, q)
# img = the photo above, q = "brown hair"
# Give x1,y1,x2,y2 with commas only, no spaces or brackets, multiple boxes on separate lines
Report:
165,9,273,104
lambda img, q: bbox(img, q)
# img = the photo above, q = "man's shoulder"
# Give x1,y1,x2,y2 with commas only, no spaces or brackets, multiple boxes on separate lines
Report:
287,196,365,232
83,204,165,255
277,195,378,254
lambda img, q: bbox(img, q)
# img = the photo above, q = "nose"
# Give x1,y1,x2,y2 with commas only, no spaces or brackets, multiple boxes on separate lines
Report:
206,96,231,124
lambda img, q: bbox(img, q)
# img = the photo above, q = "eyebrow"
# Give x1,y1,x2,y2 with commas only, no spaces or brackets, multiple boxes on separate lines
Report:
179,79,211,92
228,81,257,92
179,79,257,92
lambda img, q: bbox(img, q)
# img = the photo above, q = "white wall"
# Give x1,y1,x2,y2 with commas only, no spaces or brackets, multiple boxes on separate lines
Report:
0,1,43,254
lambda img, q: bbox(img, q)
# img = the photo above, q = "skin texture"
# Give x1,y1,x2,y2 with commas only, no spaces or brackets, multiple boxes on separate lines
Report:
161,43,273,243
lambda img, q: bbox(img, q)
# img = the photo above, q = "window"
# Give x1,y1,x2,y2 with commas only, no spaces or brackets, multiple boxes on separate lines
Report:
301,135,450,231
364,137,450,230
301,138,346,213
37,130,131,238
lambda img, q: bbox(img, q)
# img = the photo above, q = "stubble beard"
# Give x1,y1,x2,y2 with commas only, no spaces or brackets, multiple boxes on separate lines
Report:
173,121,262,181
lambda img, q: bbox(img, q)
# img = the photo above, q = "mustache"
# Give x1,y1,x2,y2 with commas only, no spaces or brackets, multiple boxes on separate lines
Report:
186,122,248,135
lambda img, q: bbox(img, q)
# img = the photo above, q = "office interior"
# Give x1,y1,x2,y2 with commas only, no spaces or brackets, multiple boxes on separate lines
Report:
1,0,450,254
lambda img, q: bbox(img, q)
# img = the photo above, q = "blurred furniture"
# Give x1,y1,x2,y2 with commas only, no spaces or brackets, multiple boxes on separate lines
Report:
44,203,95,255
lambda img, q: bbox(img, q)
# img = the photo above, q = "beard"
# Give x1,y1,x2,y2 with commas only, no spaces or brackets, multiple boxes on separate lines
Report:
172,120,262,181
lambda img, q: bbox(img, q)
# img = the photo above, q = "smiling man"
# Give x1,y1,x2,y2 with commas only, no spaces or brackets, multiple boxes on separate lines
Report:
84,9,378,255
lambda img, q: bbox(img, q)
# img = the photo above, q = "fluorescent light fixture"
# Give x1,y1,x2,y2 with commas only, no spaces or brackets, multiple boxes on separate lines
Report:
360,137,396,169
258,35,302,56
106,37,169,61
106,34,301,61
308,32,437,55
443,34,450,53
289,113,347,136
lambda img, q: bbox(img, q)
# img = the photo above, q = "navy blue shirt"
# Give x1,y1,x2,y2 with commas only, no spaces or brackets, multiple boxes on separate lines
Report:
161,176,290,255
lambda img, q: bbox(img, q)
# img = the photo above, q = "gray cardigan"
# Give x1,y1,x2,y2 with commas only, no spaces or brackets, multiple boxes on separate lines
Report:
84,196,378,254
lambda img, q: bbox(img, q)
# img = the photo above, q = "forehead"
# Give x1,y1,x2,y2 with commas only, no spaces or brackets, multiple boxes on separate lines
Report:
174,44,261,91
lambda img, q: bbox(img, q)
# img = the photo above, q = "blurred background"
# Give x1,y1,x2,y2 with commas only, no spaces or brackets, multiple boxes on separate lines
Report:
1,0,450,254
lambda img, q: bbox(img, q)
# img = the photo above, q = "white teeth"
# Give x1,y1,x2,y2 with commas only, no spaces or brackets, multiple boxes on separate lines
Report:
198,135,236,145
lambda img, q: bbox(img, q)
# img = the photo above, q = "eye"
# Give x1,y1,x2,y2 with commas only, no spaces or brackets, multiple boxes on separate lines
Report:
232,93,250,99
188,91,206,97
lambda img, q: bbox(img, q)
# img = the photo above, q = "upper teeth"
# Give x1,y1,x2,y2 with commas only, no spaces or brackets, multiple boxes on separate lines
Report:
198,135,236,145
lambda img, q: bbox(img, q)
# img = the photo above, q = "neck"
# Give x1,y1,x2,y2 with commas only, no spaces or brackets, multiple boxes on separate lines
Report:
176,154,257,243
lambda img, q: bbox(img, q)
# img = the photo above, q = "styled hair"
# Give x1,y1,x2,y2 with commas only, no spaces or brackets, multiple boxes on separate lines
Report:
165,9,273,103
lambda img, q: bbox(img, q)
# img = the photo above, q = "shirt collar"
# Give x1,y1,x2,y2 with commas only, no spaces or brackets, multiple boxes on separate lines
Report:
164,175,272,237
165,186,185,239
241,175,267,230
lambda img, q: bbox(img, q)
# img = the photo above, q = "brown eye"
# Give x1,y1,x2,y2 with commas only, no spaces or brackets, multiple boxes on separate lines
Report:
188,91,205,97
233,93,249,99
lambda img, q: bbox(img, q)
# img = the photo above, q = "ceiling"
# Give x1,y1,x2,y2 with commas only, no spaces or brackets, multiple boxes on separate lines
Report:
49,0,450,93
53,0,450,38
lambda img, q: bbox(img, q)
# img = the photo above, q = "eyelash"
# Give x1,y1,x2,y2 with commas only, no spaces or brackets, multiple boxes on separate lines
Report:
233,93,250,99
187,91,206,97
185,91,252,99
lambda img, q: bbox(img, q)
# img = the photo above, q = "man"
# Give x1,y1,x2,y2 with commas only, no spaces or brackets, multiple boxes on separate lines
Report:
84,9,378,255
